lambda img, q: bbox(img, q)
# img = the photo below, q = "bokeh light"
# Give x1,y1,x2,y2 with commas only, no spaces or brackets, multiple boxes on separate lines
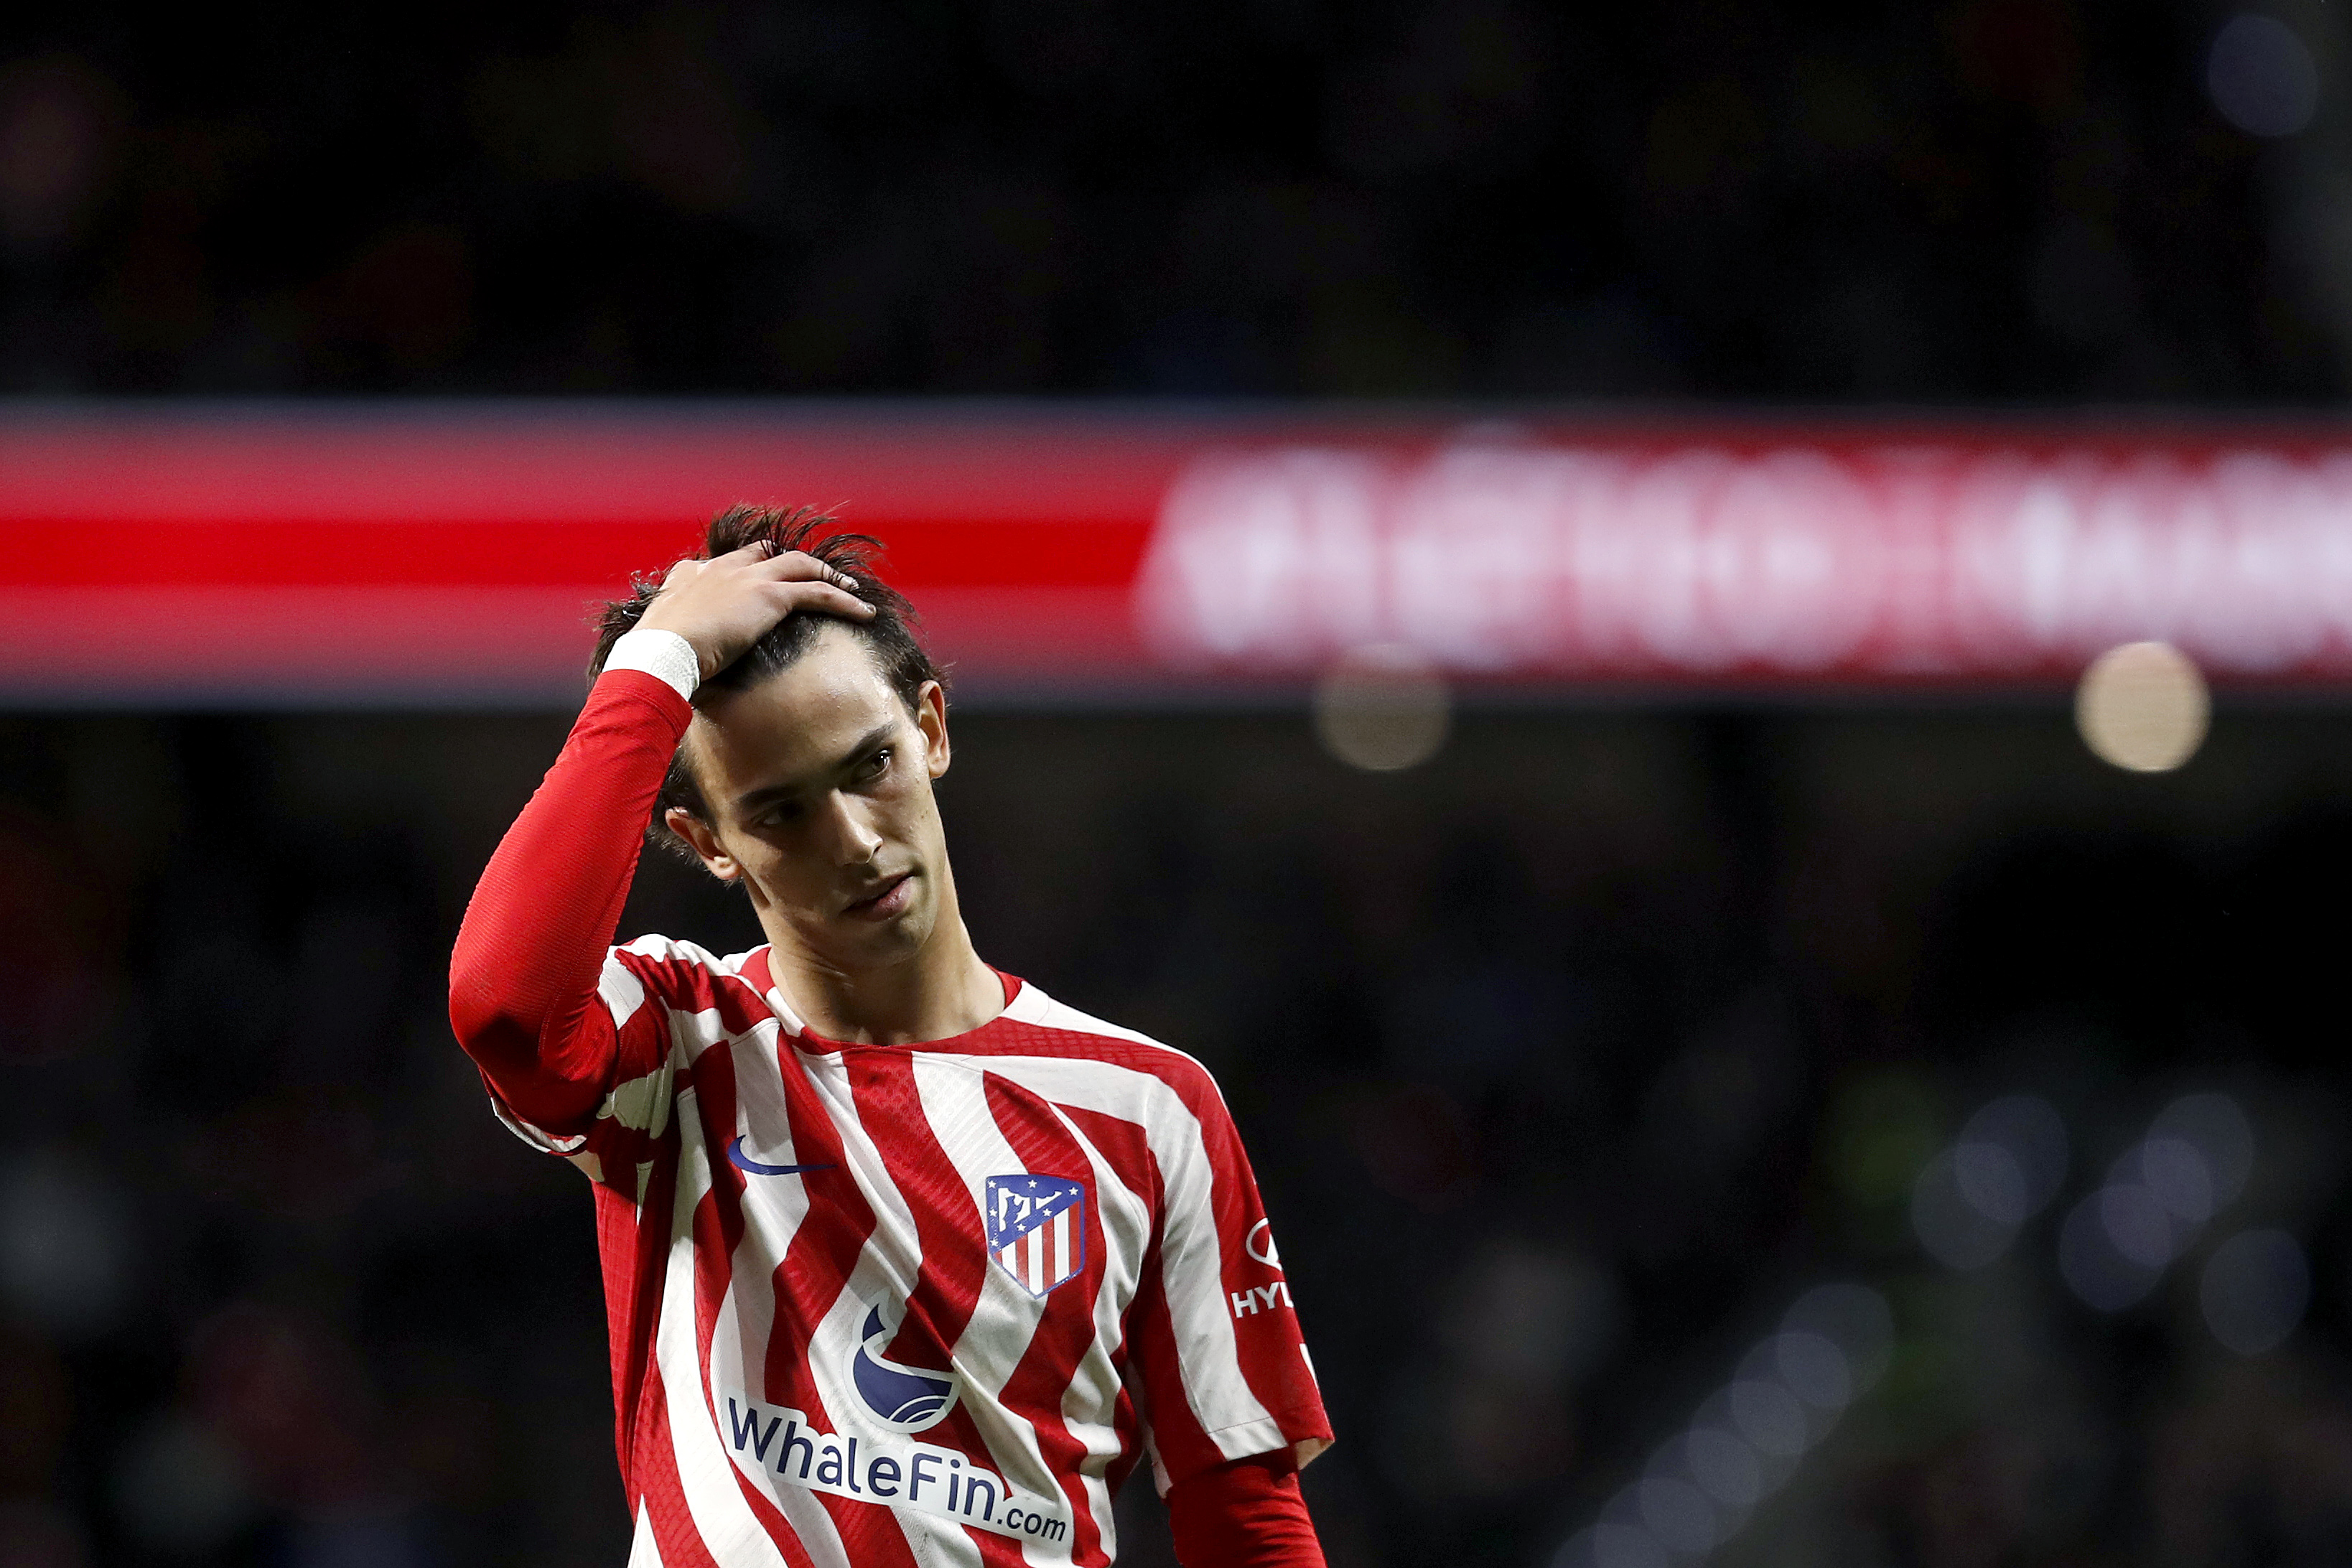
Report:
1781,1282,1897,1389
1681,1427,1763,1509
1726,1378,1810,1459
1961,1096,2071,1216
2208,14,2320,138
2099,1180,2178,1269
0,1151,131,1336
1581,1521,1667,1568
2201,1228,2310,1355
2075,640,2210,773
2058,1094,2254,1312
2139,1136,2215,1223
1556,1284,1891,1568
1913,1093,2069,1269
1915,1147,2019,1269
2059,1190,2165,1310
2153,1092,2254,1207
1636,1475,1717,1553
1313,643,1452,771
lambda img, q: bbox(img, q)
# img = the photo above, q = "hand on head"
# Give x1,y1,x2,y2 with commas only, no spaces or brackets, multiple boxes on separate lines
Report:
635,541,877,683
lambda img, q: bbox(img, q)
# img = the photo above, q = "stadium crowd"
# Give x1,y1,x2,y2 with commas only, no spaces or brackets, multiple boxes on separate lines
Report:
0,0,2341,401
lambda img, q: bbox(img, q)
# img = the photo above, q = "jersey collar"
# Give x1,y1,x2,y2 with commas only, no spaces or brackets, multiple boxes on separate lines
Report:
741,946,1025,1052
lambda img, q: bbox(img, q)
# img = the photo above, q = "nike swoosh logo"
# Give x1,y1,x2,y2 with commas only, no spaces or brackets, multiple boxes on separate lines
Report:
727,1137,835,1177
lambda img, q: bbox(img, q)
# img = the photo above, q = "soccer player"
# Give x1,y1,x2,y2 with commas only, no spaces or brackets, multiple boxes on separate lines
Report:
449,507,1332,1567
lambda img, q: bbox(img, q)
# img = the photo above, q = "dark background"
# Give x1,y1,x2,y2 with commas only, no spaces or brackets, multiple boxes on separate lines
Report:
5,4,2352,1567
6,704,2351,1568
2,0,2346,401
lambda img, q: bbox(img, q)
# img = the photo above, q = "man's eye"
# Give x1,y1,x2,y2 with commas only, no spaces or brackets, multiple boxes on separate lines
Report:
861,748,892,778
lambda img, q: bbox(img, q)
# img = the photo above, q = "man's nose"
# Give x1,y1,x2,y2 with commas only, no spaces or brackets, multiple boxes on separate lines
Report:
819,791,882,867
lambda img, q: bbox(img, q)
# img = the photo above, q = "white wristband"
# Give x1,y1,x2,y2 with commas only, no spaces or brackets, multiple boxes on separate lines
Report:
605,628,701,702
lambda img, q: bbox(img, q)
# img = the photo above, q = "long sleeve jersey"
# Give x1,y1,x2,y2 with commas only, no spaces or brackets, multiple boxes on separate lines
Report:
449,668,1333,1568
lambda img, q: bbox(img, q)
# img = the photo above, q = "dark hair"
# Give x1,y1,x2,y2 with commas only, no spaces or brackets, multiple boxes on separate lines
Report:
590,504,946,857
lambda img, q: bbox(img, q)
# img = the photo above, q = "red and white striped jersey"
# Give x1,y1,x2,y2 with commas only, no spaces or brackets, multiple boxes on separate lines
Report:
485,937,1330,1568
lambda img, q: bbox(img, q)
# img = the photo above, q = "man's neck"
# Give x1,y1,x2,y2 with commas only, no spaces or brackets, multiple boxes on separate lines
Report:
763,912,1004,1046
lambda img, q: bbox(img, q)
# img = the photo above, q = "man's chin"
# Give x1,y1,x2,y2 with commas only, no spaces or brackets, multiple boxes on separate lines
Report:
813,899,935,963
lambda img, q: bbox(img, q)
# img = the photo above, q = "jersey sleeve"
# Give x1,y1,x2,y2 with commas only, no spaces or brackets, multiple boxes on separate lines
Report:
1124,1058,1334,1494
447,668,694,1187
1166,1452,1326,1567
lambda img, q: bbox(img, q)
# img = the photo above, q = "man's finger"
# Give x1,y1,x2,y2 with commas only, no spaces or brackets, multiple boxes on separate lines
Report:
759,550,859,591
656,557,701,589
768,582,877,620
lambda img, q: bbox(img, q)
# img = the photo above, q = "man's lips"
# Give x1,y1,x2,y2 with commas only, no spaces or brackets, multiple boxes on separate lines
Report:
843,872,915,920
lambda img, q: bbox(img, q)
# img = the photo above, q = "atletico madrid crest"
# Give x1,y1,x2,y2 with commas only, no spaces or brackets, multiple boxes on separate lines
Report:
984,1175,1086,1297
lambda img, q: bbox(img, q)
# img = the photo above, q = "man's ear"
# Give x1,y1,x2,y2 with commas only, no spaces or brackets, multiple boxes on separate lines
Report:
915,680,951,780
666,807,741,882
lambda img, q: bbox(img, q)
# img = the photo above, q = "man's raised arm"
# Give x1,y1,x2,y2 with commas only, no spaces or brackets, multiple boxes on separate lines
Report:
447,543,871,1134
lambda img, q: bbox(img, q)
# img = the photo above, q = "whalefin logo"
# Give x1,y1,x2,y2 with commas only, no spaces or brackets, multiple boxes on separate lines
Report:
849,1303,958,1433
727,1137,834,1177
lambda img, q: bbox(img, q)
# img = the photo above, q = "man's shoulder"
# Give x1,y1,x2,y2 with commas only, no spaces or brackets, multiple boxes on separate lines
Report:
605,935,774,1017
609,933,765,975
1001,980,1167,1050
981,980,1226,1107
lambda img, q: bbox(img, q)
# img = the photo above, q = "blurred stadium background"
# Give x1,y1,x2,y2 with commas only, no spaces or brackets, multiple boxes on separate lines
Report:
6,4,2352,1568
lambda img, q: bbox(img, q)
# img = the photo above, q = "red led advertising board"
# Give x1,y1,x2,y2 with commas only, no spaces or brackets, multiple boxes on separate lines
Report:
5,405,2351,703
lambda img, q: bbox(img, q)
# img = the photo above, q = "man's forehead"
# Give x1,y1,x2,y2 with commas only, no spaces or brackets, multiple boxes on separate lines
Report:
690,628,905,785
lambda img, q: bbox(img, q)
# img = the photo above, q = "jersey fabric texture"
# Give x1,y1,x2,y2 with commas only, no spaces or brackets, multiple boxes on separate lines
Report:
450,669,1331,1568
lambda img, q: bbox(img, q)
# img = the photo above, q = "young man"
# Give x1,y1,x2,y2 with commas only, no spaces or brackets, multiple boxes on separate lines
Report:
449,508,1331,1568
